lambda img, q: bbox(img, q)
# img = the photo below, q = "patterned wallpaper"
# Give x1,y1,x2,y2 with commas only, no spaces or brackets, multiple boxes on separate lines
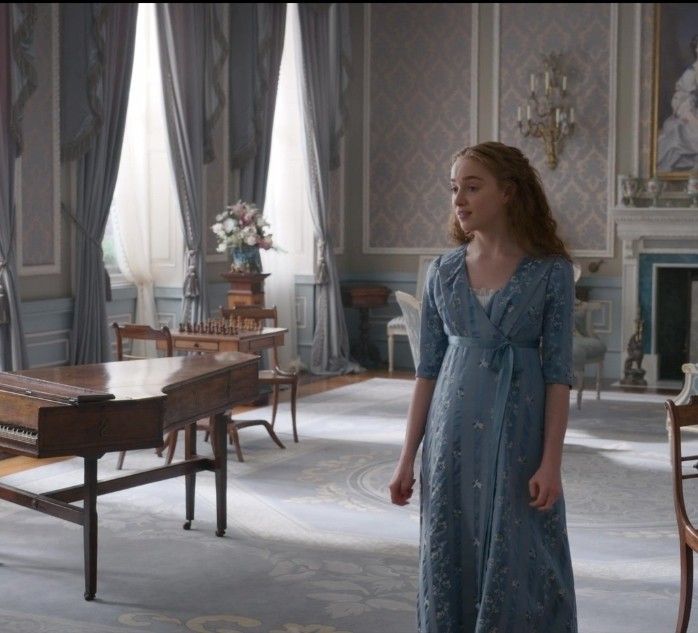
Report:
498,3,611,255
21,4,57,268
367,3,472,250
639,4,655,178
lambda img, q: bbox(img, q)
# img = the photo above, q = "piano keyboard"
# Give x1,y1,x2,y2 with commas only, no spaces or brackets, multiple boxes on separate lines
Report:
0,423,38,445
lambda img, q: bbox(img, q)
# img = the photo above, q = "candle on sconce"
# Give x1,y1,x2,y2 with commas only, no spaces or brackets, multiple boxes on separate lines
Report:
517,106,522,122
530,73,535,93
570,107,575,124
562,75,567,92
526,104,531,121
555,108,560,125
544,72,550,91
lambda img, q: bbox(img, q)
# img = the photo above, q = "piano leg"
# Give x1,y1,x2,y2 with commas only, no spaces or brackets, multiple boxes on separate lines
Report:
83,456,99,601
212,413,227,537
183,422,196,530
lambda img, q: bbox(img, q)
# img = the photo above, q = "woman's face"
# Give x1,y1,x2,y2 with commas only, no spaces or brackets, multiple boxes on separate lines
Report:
450,156,510,235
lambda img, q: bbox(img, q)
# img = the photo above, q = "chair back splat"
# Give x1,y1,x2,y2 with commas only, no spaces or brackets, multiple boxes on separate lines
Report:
111,323,175,469
666,396,698,633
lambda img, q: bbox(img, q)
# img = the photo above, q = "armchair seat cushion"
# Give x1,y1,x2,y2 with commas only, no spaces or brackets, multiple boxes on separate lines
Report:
387,316,406,333
573,335,607,367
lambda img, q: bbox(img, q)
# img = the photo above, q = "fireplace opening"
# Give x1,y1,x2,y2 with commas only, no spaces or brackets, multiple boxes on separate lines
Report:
656,267,698,381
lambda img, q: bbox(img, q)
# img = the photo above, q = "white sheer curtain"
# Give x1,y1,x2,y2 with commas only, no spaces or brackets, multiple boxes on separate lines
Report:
261,3,314,370
111,4,161,355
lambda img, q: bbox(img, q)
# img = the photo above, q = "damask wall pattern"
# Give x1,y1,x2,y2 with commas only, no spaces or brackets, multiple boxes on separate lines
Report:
639,3,655,178
21,5,57,268
498,3,611,255
367,3,472,250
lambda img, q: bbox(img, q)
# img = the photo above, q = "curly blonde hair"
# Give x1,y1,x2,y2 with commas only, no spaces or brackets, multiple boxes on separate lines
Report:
448,141,571,260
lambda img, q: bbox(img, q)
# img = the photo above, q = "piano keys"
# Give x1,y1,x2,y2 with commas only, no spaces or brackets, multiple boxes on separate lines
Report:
0,352,259,600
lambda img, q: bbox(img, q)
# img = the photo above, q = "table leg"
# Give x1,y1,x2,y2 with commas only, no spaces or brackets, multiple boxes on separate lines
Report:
83,457,98,601
211,413,227,537
183,423,197,530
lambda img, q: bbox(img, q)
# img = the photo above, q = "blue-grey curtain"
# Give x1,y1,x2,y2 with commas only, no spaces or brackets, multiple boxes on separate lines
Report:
204,4,228,164
229,3,285,273
158,3,222,323
229,3,286,209
68,4,137,364
297,3,355,375
0,4,36,371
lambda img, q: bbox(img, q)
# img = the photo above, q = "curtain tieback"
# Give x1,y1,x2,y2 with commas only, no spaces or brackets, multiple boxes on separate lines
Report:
316,239,329,285
0,259,9,325
183,249,200,298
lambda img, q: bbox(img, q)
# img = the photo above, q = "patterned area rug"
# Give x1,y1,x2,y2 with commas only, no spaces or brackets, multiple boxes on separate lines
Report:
0,379,689,633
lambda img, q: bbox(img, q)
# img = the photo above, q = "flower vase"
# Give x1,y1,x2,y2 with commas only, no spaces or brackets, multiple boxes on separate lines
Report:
229,245,262,273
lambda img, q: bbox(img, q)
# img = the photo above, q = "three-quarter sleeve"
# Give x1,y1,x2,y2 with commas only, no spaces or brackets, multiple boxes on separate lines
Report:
541,257,575,387
416,258,448,379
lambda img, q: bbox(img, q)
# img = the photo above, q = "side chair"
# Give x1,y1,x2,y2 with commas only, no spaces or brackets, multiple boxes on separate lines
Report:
220,305,298,462
112,323,180,469
666,396,698,633
395,291,421,371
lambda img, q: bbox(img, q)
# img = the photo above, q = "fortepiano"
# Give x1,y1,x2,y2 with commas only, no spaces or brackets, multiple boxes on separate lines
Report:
0,352,259,600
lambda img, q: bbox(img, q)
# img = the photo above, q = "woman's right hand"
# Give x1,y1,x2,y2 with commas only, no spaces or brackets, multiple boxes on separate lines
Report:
389,460,416,506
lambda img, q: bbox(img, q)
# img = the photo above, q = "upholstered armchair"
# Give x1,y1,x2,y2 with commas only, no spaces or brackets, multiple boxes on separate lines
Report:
387,257,433,372
572,300,607,409
395,291,421,370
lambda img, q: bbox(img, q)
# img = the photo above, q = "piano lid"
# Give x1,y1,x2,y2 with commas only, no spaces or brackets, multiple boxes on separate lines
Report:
0,372,115,405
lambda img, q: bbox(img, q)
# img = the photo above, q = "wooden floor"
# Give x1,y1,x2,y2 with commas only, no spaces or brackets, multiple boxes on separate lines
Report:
0,368,679,478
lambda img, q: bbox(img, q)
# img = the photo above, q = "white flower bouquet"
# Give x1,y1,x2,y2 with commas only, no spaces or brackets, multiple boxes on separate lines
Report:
211,201,275,253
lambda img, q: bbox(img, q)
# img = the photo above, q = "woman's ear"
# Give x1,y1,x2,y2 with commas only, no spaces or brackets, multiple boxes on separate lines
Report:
501,181,515,204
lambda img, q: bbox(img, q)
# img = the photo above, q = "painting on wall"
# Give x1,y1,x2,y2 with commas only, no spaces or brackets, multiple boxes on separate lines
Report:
652,3,698,178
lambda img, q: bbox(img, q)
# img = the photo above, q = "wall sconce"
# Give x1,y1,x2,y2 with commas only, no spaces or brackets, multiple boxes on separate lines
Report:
517,52,575,170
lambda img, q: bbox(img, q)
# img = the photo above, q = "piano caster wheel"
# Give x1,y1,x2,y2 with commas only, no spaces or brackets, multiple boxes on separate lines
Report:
183,521,191,530
216,529,225,537
84,591,95,601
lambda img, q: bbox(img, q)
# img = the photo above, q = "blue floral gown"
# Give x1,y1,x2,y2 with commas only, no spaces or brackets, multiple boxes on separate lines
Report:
416,244,577,633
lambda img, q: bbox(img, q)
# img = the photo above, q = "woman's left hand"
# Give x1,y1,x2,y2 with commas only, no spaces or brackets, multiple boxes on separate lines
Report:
528,463,563,511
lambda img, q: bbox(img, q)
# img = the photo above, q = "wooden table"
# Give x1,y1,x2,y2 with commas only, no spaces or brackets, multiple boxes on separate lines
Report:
163,327,289,456
341,285,390,368
0,353,259,600
164,327,287,356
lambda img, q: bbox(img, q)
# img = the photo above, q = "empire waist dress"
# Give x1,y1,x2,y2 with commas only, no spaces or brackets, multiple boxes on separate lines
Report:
416,245,577,633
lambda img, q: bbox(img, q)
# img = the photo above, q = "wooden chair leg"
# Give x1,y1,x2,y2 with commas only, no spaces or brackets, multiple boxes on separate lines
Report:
165,430,178,465
229,424,244,463
260,421,285,449
116,451,126,470
596,361,603,400
271,384,280,428
291,380,298,443
677,539,694,633
388,333,394,373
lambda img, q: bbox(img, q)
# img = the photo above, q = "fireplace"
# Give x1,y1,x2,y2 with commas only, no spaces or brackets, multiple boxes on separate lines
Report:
654,266,698,381
613,207,698,385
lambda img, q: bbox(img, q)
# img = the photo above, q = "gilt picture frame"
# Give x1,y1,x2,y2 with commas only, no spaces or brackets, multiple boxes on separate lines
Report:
651,3,698,179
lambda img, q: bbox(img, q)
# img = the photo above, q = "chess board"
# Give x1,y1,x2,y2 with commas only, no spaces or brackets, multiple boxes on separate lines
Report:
178,317,263,337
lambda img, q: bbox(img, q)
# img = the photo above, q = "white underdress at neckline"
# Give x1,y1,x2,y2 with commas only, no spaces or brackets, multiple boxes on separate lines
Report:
471,286,498,307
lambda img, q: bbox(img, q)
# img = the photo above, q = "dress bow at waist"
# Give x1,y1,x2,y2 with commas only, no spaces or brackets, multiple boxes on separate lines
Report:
447,334,539,372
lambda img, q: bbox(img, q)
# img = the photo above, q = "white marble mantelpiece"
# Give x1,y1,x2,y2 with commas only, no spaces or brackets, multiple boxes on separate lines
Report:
611,206,698,383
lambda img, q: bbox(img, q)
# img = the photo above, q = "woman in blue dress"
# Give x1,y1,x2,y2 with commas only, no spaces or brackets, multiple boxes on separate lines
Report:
389,142,577,633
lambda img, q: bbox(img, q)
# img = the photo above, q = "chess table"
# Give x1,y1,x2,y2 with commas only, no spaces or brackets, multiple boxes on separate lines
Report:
161,327,287,355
